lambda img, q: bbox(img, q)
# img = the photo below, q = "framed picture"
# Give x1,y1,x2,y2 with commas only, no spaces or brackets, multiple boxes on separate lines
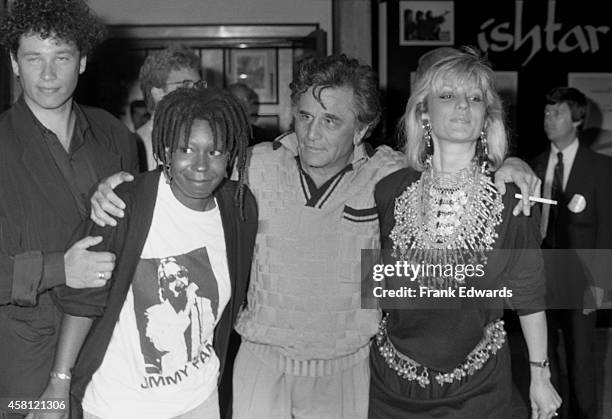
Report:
494,71,518,133
254,114,280,131
569,72,612,157
494,71,518,107
399,1,454,46
568,73,612,131
227,49,278,104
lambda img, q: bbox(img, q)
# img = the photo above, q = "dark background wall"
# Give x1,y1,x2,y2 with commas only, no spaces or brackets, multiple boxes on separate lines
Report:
380,0,612,160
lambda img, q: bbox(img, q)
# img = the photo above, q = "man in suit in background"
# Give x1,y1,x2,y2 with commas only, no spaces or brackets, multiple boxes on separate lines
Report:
533,86,612,419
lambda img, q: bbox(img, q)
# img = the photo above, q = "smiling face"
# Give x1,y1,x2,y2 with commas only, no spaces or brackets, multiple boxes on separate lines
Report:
424,79,486,145
168,119,228,211
293,86,367,181
11,33,86,116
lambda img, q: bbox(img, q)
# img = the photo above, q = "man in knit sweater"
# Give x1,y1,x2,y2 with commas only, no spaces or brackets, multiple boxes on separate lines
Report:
89,54,539,418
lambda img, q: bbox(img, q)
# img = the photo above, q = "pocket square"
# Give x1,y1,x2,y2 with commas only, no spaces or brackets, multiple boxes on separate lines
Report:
568,194,586,213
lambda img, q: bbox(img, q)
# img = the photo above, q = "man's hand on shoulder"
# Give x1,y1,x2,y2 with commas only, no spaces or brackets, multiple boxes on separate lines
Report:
64,236,115,288
495,157,541,217
90,171,133,227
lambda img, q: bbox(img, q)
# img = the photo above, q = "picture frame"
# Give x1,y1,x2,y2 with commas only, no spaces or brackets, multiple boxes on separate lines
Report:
399,1,454,46
494,71,518,108
569,72,612,157
226,48,278,104
494,71,518,133
568,72,612,131
254,114,280,132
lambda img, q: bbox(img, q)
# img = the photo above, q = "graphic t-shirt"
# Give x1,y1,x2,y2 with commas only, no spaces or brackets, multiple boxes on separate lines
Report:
82,177,230,419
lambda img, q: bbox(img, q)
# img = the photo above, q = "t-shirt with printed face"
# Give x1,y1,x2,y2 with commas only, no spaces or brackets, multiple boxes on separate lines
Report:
82,176,230,419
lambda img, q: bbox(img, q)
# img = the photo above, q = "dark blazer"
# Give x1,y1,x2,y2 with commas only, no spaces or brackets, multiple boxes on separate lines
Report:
532,144,612,305
0,98,140,306
0,98,139,400
53,171,258,418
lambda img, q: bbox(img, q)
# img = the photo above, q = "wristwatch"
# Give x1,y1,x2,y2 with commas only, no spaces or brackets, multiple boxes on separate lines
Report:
529,359,550,368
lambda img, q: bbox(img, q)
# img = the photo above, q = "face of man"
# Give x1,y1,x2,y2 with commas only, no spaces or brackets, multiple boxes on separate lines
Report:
131,104,151,130
168,119,228,212
152,67,201,106
11,34,86,115
293,86,367,182
544,102,580,147
231,87,259,125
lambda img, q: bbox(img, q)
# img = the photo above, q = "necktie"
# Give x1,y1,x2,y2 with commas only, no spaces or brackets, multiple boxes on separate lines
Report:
545,152,564,246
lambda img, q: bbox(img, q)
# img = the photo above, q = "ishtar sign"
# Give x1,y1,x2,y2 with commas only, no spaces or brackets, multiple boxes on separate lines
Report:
476,0,610,66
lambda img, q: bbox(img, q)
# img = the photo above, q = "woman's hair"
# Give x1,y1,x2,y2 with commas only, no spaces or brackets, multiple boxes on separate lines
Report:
0,0,105,56
400,47,507,171
152,86,250,216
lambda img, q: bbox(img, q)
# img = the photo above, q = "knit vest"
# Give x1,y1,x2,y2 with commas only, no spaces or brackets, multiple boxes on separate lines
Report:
236,134,401,361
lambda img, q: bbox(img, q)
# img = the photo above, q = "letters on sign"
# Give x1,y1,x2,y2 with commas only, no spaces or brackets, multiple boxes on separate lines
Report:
477,0,610,66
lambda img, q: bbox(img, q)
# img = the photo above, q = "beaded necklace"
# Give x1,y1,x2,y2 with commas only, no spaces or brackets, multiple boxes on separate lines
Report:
390,162,503,289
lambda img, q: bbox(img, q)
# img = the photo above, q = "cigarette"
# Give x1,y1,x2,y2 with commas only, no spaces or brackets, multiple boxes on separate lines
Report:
514,193,557,205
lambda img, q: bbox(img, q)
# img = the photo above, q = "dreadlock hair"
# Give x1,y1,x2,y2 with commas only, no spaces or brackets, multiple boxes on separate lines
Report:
152,86,250,219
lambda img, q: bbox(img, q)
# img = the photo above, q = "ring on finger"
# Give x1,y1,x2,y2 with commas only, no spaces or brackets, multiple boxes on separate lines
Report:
97,272,105,280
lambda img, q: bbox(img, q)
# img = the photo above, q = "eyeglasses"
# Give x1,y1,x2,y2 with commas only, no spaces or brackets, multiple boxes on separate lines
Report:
164,79,207,89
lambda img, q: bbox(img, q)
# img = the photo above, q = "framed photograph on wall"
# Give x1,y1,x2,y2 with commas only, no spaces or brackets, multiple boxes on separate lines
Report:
255,114,279,131
568,73,612,131
227,49,278,104
494,71,518,134
399,1,454,46
494,71,518,107
569,72,612,157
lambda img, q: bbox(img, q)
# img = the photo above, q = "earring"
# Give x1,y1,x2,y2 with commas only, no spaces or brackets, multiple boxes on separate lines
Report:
477,129,489,173
164,163,172,184
422,119,434,168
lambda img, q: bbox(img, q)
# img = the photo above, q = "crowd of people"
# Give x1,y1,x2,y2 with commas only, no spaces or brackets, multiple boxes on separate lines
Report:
1,1,610,419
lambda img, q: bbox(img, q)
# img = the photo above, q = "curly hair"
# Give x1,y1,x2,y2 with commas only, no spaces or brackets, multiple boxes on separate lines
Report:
290,54,382,134
0,0,105,56
139,44,201,111
400,47,507,171
152,86,250,218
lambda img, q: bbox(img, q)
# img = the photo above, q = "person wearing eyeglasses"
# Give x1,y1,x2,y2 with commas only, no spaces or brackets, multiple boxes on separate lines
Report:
137,44,203,170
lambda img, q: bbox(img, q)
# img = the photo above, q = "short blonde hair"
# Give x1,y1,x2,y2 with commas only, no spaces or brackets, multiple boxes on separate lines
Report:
400,48,507,171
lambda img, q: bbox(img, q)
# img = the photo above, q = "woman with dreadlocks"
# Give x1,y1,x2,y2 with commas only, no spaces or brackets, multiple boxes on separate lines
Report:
32,86,257,419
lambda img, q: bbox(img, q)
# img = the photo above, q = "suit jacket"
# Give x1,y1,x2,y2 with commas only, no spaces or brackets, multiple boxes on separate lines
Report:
0,97,140,307
0,97,139,400
532,144,612,306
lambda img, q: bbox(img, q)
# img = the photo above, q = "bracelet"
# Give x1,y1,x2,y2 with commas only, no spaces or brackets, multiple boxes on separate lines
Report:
49,371,72,380
529,359,550,368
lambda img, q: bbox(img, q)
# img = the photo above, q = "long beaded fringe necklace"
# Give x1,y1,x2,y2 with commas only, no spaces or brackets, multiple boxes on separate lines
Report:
390,162,503,289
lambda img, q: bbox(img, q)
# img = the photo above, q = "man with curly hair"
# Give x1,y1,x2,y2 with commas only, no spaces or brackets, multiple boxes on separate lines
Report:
136,44,202,170
0,0,139,414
